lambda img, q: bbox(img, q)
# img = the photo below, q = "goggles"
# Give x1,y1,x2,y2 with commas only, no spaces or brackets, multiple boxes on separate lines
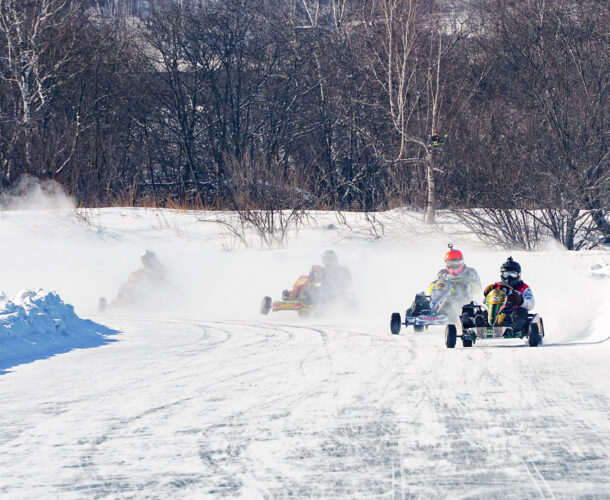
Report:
502,270,520,279
446,259,463,269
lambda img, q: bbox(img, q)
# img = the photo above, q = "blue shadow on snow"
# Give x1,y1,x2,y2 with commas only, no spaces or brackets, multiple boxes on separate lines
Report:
0,320,119,376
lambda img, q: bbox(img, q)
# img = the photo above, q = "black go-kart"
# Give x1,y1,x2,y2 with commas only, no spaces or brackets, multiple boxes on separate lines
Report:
444,284,545,348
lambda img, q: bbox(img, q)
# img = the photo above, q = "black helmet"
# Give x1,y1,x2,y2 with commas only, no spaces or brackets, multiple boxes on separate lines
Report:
500,256,521,287
321,250,338,267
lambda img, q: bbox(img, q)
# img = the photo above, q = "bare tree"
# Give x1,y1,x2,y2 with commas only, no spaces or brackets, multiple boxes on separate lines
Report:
0,0,83,179
357,0,465,223
225,152,311,248
468,0,609,248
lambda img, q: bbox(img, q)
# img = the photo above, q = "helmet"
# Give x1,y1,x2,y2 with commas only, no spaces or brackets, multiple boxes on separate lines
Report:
141,250,159,270
321,250,338,267
444,244,465,276
500,256,521,287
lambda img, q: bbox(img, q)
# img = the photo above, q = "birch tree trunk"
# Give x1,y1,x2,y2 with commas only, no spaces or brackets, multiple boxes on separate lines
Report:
424,155,436,224
0,0,75,175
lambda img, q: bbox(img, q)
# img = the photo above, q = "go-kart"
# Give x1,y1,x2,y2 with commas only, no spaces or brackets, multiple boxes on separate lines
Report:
260,273,319,317
390,279,464,334
444,283,545,348
261,265,355,317
98,270,166,312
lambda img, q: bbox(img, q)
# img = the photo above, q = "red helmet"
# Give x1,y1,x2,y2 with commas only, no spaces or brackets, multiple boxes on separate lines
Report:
444,247,465,276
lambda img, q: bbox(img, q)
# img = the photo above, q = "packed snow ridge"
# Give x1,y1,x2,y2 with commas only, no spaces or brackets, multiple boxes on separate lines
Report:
591,261,610,279
0,289,116,374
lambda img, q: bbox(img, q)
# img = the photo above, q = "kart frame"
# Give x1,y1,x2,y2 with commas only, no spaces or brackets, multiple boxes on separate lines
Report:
391,311,451,334
445,312,545,348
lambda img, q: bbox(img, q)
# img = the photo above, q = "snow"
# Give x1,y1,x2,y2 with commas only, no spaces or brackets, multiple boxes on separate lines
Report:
0,289,116,375
0,186,609,497
591,261,610,279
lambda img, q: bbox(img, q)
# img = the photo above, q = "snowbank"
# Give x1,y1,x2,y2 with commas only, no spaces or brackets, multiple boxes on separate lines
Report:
0,289,116,374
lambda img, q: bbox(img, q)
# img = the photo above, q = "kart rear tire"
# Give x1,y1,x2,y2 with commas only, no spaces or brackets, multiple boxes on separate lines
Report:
414,324,424,333
390,313,401,335
462,337,473,347
260,296,272,315
528,323,541,347
445,325,457,348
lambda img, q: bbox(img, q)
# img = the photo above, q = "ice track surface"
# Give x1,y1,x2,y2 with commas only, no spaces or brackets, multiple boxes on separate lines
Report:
1,316,609,498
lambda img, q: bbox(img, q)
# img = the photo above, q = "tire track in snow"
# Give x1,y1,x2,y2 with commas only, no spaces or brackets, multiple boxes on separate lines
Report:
2,316,609,498
63,318,337,497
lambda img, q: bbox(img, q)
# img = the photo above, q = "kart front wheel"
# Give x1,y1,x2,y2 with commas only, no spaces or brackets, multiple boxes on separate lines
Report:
528,323,541,347
260,296,272,315
462,337,473,347
414,324,424,333
445,325,457,348
390,313,401,335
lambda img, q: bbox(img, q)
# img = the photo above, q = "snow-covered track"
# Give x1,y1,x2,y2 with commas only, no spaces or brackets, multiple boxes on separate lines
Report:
1,315,609,497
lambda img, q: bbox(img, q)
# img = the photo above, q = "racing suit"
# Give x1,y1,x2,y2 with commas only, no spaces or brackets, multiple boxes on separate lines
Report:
428,266,482,303
293,264,352,305
320,264,352,300
409,266,481,316
485,280,534,332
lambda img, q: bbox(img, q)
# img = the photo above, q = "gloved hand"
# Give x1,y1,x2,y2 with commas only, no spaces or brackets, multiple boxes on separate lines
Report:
507,291,523,305
484,284,495,296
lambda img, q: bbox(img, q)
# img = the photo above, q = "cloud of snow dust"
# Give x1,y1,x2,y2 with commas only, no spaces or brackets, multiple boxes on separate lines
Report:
0,177,144,314
169,211,510,329
321,215,610,343
0,175,74,211
131,212,610,346
0,195,608,346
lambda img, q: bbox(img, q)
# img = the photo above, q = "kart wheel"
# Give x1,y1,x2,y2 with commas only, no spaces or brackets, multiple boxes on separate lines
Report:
414,324,424,333
260,296,272,315
540,318,545,338
462,337,473,347
528,323,541,347
390,313,401,335
445,325,457,348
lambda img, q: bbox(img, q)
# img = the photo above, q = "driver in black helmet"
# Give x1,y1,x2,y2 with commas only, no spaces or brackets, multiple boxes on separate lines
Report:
483,257,535,332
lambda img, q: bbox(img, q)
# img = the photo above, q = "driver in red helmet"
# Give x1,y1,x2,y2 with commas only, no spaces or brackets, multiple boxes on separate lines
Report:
429,244,481,297
407,245,481,317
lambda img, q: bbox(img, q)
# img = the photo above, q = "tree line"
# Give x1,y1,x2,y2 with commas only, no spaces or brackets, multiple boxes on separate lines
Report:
0,0,608,248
